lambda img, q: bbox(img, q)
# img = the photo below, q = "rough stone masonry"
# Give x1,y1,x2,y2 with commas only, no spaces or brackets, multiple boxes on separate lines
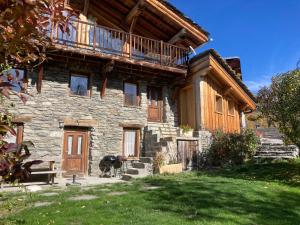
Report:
9,61,178,176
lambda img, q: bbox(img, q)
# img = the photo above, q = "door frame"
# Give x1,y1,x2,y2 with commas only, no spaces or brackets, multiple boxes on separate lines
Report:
147,86,163,122
62,128,89,177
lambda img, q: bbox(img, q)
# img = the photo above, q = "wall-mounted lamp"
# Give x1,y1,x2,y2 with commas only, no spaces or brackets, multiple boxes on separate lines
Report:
58,121,64,129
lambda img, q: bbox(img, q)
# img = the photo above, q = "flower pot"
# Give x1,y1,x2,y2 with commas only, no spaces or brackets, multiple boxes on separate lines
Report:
183,130,193,138
159,163,183,174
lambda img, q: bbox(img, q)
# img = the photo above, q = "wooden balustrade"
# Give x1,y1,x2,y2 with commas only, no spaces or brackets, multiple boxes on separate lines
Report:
49,19,189,68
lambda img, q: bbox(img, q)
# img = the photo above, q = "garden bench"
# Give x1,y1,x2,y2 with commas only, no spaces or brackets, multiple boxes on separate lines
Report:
31,161,58,185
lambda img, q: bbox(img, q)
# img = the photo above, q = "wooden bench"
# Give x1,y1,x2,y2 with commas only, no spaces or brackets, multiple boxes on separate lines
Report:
31,161,57,185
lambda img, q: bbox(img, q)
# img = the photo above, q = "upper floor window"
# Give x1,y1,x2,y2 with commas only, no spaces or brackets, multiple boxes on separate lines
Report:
69,73,90,97
124,82,139,106
215,95,223,114
1,68,26,93
228,100,235,116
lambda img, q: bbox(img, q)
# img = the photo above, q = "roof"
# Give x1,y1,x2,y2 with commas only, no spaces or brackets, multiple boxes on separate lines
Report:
190,49,256,102
158,0,210,38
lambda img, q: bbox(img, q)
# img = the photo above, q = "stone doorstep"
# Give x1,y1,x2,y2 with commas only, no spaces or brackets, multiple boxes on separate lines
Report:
121,174,133,181
132,162,145,169
139,157,153,164
126,168,139,175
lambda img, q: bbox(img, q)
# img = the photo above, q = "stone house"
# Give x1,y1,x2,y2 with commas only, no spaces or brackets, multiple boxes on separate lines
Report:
7,0,256,176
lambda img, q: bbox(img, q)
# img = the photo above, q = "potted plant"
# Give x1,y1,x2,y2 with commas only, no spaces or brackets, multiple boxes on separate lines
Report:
179,125,193,137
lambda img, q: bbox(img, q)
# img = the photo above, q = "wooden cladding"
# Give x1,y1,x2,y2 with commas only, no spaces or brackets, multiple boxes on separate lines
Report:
179,86,195,129
49,19,189,68
202,76,241,133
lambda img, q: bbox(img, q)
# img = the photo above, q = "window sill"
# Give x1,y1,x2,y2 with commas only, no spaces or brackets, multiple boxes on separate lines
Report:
123,104,142,109
69,94,91,99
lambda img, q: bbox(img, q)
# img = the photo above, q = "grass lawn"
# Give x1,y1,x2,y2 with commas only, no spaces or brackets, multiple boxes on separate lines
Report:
1,160,300,225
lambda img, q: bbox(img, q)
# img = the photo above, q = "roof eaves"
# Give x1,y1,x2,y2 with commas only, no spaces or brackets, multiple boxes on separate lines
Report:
190,49,256,102
158,0,210,37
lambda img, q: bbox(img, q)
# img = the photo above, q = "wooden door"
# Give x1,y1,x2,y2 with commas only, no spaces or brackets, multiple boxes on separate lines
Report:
147,86,163,122
62,130,88,176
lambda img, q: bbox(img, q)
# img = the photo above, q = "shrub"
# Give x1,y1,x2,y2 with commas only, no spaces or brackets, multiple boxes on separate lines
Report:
153,152,165,173
179,124,193,133
207,129,259,167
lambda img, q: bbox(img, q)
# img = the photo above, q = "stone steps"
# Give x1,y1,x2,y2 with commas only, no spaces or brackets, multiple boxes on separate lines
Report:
256,139,299,159
121,158,153,181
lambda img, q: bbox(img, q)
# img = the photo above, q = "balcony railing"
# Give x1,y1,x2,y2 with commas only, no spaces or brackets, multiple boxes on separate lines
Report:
49,19,189,68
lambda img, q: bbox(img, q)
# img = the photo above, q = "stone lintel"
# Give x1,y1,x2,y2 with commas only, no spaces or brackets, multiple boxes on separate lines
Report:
63,118,98,127
13,116,33,123
119,122,145,128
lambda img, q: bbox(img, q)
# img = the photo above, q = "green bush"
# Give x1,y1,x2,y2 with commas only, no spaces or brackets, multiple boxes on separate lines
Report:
207,129,259,167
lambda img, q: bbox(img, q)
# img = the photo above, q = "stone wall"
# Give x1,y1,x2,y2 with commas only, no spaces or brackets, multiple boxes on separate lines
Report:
9,61,178,176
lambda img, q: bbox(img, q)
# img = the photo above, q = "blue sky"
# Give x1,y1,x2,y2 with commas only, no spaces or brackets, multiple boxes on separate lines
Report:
170,0,300,93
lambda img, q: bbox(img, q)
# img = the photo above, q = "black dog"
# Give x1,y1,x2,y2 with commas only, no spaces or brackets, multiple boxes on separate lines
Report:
99,155,124,177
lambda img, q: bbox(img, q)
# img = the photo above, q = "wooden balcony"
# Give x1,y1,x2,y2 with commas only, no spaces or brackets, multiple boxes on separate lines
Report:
49,19,189,73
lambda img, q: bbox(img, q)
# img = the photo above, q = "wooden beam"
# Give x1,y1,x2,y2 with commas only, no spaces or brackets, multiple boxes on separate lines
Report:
126,0,145,25
89,8,124,31
129,16,137,33
145,0,209,45
37,64,43,94
223,86,233,96
101,60,115,98
83,0,90,16
168,28,187,44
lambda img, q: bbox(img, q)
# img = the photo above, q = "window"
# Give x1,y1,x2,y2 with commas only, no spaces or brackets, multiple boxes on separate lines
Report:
67,136,73,155
124,82,139,106
123,129,140,158
228,100,235,116
70,73,90,96
215,95,223,114
2,69,26,93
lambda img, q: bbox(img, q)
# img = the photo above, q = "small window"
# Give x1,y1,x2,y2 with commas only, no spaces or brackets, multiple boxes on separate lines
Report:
70,74,90,96
2,68,26,93
123,128,140,158
228,100,235,116
124,82,139,106
215,95,223,114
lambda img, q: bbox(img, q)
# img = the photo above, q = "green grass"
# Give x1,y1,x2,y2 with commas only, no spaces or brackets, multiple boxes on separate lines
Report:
1,160,300,225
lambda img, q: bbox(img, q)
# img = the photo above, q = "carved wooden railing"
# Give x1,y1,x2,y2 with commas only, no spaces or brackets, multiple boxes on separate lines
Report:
49,19,189,68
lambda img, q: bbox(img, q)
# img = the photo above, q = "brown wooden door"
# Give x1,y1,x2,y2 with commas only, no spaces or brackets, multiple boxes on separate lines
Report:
62,130,88,176
147,86,163,122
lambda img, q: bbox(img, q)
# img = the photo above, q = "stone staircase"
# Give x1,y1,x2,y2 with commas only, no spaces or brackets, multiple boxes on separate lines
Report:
255,128,299,161
121,157,153,181
144,123,178,162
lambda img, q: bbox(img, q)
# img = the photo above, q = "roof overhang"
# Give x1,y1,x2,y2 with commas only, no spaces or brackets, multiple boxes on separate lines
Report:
145,0,209,46
190,52,256,112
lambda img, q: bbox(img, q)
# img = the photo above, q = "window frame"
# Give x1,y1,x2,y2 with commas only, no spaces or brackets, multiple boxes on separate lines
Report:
69,72,91,97
215,94,223,114
227,99,235,116
123,81,140,107
2,68,27,93
122,128,141,159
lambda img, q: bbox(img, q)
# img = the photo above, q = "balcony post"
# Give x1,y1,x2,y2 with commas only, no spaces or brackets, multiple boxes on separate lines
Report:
129,33,132,58
93,22,96,50
160,40,163,65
